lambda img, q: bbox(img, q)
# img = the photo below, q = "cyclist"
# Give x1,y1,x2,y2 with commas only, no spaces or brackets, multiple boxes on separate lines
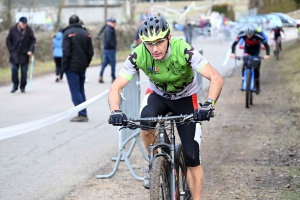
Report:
107,16,223,199
238,25,268,50
269,24,286,55
230,23,270,94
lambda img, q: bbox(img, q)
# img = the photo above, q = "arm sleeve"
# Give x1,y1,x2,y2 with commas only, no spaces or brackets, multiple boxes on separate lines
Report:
6,29,12,51
62,33,71,71
87,37,94,65
231,40,239,53
261,39,270,55
97,25,106,37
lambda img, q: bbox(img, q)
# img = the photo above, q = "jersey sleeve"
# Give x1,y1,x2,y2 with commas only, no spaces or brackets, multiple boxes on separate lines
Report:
119,45,141,81
182,42,208,73
119,51,139,81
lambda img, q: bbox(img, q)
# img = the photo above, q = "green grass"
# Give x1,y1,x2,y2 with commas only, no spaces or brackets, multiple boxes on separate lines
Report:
0,50,131,86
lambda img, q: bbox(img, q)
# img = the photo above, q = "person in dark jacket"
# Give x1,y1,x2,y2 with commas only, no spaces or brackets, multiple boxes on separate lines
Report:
97,17,117,83
183,19,193,45
6,16,36,93
52,28,63,82
62,15,94,122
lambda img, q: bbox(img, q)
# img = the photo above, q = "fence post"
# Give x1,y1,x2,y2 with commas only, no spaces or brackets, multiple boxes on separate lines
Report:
96,73,148,181
197,50,205,102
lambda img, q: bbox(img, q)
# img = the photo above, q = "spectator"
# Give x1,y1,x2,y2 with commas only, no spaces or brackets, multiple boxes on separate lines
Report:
6,16,36,93
78,20,90,83
97,18,117,83
62,15,94,122
183,19,193,45
52,28,63,82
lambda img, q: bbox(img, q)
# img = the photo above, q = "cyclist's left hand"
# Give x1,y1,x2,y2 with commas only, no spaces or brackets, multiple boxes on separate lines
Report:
264,55,270,60
194,103,214,121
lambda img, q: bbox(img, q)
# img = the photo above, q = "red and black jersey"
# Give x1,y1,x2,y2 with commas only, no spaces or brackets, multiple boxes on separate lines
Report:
231,31,270,56
270,27,284,39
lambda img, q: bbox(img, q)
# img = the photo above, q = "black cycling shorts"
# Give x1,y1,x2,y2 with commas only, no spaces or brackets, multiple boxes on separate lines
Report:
140,91,202,167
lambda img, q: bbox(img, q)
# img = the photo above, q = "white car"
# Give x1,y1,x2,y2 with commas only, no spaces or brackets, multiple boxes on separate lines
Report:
265,14,283,28
269,12,297,27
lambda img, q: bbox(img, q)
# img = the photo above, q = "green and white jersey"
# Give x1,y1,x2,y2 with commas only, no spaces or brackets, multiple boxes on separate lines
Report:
119,38,208,100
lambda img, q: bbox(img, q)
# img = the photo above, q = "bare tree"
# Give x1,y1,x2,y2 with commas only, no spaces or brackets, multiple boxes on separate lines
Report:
104,0,107,21
0,0,13,31
54,0,65,31
122,0,138,25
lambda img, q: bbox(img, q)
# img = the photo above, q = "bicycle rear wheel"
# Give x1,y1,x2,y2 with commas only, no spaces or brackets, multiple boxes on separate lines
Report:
150,156,171,200
175,144,191,200
245,70,251,108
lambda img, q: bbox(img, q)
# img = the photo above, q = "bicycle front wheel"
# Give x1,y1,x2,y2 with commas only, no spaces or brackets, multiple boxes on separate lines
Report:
245,69,251,108
176,144,191,200
150,156,171,200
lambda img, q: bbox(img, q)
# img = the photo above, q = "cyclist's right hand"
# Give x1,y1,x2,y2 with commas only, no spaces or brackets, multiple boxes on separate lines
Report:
108,110,128,126
230,53,236,58
264,55,270,60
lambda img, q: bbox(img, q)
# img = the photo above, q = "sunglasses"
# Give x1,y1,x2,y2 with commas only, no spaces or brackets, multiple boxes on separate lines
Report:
144,38,167,48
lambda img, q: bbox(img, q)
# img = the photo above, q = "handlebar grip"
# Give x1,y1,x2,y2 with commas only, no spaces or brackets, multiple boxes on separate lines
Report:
108,118,113,124
209,111,214,118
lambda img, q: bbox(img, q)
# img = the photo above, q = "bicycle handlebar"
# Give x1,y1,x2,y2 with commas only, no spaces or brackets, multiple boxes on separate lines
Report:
108,112,214,126
235,55,265,60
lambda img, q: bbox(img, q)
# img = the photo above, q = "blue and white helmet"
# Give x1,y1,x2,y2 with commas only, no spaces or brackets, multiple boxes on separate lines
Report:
244,23,256,35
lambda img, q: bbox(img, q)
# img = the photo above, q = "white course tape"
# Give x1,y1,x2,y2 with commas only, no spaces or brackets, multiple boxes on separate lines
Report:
0,89,109,141
222,48,231,67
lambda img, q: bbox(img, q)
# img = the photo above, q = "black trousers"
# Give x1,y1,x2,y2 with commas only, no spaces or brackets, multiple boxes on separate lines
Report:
11,64,28,90
54,57,63,79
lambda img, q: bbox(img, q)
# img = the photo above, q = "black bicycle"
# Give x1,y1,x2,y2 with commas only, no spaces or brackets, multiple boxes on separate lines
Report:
113,113,213,200
236,55,264,108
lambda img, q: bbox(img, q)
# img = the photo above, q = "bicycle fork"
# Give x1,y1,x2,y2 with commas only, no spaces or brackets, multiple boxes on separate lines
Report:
243,68,255,91
148,122,179,199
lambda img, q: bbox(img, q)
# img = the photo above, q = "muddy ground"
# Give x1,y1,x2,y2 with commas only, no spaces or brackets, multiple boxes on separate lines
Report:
63,41,300,200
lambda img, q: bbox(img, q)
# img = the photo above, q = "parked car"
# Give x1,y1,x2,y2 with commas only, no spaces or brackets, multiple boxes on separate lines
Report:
265,14,283,29
237,15,263,27
269,12,296,27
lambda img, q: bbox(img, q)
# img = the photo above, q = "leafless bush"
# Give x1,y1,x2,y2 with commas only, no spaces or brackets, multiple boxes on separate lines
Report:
0,23,137,68
0,30,10,68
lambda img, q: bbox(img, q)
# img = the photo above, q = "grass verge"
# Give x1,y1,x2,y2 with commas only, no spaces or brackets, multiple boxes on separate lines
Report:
0,50,131,87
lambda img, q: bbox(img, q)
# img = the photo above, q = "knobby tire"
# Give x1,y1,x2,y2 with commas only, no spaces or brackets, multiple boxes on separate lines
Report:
245,70,251,108
175,144,191,200
150,156,171,200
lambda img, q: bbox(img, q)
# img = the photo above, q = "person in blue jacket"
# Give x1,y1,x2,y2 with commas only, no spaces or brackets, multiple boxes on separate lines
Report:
52,28,63,82
238,25,268,49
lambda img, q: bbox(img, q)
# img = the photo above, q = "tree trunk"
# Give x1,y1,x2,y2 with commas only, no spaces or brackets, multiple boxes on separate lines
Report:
55,0,65,31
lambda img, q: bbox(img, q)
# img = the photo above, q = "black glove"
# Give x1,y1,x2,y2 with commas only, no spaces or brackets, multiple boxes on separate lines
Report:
193,103,214,121
108,110,128,126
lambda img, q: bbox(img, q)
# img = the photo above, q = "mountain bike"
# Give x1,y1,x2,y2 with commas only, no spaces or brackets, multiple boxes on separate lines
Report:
236,55,264,108
112,112,213,200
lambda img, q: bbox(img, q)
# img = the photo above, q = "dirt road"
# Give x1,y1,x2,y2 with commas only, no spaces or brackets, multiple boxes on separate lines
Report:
62,42,300,199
